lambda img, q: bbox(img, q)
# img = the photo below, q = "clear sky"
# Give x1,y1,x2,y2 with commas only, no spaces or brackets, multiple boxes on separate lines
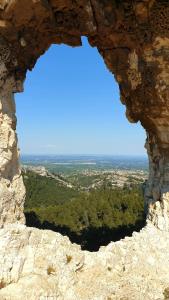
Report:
15,37,146,156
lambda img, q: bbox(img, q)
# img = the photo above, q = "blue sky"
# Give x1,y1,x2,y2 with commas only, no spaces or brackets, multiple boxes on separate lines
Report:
15,37,146,156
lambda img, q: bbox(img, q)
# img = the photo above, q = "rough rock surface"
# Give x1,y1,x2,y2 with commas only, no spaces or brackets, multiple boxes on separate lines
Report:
0,43,25,227
1,0,169,299
0,0,169,228
0,223,169,300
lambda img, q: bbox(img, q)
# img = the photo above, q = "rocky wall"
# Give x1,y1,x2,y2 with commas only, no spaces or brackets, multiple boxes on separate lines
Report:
0,36,25,227
0,0,169,229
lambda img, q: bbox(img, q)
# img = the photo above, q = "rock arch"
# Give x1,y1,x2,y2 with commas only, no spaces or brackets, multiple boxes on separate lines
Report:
1,0,169,230
1,1,169,298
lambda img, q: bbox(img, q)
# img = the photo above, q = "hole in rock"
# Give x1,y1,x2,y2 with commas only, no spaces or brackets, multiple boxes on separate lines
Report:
16,37,147,251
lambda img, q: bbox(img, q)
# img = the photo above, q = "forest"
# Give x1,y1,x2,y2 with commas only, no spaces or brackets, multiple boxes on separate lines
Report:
24,171,146,251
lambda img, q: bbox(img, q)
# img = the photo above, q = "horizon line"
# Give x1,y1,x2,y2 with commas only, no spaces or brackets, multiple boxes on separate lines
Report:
20,153,147,157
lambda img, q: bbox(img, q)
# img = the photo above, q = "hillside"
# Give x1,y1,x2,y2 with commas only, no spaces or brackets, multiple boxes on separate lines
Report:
23,168,146,251
23,169,81,208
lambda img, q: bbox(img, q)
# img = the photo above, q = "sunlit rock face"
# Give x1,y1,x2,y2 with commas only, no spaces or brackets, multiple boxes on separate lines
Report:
0,223,169,300
1,1,169,298
0,0,169,229
0,37,25,227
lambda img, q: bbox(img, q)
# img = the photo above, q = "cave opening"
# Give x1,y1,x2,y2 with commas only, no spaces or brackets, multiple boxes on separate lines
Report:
16,37,147,251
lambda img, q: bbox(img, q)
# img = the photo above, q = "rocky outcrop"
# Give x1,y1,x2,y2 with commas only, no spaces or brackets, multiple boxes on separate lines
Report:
0,38,25,227
1,0,169,298
0,225,169,300
0,0,169,228
0,223,169,300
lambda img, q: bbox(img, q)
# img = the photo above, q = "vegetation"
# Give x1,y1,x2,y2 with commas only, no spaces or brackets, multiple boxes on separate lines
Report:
24,171,82,208
24,171,146,251
68,174,102,187
164,288,169,300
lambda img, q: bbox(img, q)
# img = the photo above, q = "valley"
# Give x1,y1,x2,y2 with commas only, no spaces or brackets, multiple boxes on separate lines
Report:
22,155,147,251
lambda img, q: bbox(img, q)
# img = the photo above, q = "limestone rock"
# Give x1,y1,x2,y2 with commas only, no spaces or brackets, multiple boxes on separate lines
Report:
0,224,168,299
0,0,169,228
1,1,169,299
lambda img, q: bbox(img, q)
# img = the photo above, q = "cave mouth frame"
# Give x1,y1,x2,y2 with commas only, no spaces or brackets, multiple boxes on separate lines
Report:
1,1,169,298
18,40,147,252
1,0,169,251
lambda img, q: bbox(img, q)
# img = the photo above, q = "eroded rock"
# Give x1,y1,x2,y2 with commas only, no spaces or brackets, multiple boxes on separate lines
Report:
0,0,167,229
1,0,169,298
0,224,168,300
